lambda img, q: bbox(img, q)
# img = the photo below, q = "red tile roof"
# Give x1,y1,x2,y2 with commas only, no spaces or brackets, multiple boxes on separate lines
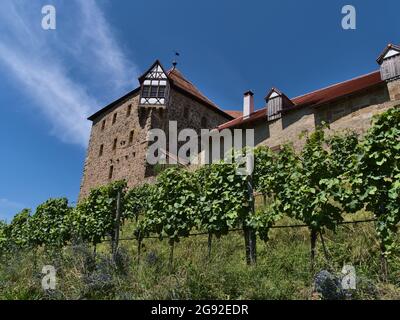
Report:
88,63,234,121
167,68,215,107
218,70,384,130
167,67,234,119
225,110,243,118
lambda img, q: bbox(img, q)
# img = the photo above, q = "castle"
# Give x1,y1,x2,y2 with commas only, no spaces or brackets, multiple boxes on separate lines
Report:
79,43,400,200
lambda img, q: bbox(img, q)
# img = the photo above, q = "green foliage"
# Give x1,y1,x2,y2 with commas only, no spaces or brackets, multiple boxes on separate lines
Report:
124,183,152,221
246,206,279,242
351,107,400,254
252,145,294,240
0,220,9,253
196,162,249,238
8,209,32,248
278,128,345,232
136,167,197,244
328,130,359,177
253,146,276,195
73,181,126,245
29,198,72,248
0,107,399,266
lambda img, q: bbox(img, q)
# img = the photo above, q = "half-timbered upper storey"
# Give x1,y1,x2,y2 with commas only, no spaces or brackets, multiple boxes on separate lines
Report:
138,61,169,107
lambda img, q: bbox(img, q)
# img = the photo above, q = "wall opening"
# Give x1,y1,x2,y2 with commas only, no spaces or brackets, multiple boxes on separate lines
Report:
99,144,104,157
108,165,114,180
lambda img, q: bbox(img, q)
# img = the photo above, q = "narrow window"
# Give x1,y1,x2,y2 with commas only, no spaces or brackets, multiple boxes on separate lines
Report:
150,86,158,98
157,86,166,98
108,165,114,180
127,104,132,117
201,116,207,128
142,85,151,97
113,138,117,151
101,119,106,131
99,144,104,157
184,107,189,118
112,113,117,125
129,130,134,144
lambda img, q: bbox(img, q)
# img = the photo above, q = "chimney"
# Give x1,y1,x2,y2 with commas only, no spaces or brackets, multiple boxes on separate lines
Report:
243,90,254,119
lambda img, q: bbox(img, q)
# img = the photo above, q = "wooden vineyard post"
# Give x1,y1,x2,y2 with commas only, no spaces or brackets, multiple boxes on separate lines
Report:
319,230,329,262
112,190,122,261
208,233,212,260
244,175,257,265
169,241,174,271
137,230,142,265
380,243,388,282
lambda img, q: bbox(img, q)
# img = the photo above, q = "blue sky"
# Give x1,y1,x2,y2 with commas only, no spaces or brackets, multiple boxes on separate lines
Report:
0,0,399,221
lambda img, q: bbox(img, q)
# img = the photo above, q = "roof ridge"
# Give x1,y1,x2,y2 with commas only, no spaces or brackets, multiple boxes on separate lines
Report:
168,67,219,107
291,70,380,101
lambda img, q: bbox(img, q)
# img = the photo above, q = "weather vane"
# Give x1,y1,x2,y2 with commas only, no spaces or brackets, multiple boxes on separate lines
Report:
172,51,180,68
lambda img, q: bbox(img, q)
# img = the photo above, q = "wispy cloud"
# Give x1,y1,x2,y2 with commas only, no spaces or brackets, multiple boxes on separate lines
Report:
0,0,138,147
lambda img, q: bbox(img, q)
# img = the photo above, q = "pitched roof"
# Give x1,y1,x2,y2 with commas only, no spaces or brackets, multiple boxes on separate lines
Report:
218,70,384,130
87,87,141,121
166,68,233,119
377,43,400,65
88,62,234,121
225,110,243,118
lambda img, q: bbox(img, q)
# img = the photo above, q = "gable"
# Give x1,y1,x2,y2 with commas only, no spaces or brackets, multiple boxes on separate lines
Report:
144,64,168,81
384,49,400,60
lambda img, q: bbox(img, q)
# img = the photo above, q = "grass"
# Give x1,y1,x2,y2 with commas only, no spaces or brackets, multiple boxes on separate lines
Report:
0,212,399,300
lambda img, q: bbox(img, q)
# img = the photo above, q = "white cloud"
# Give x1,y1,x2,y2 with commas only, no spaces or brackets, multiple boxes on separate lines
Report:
0,0,138,147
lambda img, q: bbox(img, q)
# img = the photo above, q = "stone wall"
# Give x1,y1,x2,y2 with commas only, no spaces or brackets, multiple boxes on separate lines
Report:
79,92,153,200
256,80,400,151
168,90,229,134
79,87,232,200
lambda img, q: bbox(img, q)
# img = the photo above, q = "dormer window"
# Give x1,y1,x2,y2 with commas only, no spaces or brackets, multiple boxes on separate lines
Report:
265,88,294,121
139,61,169,106
377,44,400,81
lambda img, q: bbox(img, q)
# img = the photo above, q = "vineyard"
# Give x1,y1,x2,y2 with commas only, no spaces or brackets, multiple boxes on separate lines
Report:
0,107,399,299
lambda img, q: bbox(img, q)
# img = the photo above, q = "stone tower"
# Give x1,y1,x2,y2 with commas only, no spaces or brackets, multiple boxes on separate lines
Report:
79,60,233,200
